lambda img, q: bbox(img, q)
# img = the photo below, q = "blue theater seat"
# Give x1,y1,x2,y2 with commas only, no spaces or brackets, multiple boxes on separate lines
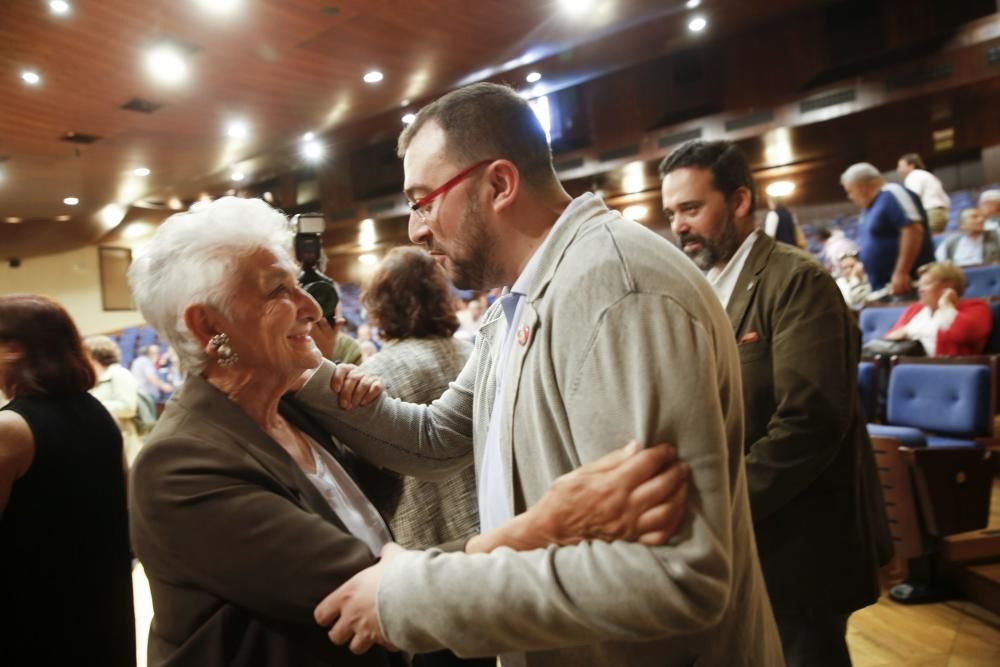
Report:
962,265,1000,298
882,364,992,447
857,361,878,422
858,306,907,345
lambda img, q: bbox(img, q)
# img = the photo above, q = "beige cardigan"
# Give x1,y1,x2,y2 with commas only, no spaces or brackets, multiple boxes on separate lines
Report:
299,194,784,666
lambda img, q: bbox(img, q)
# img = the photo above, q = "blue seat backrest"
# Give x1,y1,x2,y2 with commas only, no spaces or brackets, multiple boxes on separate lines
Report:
857,362,877,421
887,364,991,438
986,301,1000,354
963,265,1000,298
859,306,906,344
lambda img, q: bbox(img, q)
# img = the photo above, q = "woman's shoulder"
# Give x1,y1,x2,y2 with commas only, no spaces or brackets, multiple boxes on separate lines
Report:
0,408,35,478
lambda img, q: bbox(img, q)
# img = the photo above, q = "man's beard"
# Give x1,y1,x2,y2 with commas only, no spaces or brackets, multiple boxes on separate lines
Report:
678,209,742,271
439,191,504,290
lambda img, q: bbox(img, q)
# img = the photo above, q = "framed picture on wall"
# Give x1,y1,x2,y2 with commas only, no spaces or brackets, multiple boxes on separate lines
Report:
98,246,135,311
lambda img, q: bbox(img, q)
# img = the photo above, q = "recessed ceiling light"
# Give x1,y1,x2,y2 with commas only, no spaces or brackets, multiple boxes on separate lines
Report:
559,0,595,15
302,131,315,142
56,215,71,221
21,70,41,86
133,167,151,176
301,139,324,162
193,0,240,15
765,181,796,198
49,0,71,16
63,196,79,206
622,205,649,221
688,16,707,32
5,216,22,224
226,120,249,139
685,0,702,8
526,71,542,83
358,253,377,266
363,70,384,84
231,170,245,181
401,113,416,125
145,44,189,85
400,99,410,107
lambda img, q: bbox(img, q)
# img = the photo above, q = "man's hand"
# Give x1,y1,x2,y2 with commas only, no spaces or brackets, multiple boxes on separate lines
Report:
315,543,404,654
890,271,912,296
330,364,383,410
466,441,689,553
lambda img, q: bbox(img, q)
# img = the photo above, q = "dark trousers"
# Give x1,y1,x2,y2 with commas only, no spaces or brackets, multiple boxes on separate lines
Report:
775,610,852,667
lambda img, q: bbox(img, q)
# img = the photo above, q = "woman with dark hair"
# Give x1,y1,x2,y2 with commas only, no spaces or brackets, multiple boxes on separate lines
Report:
362,246,478,550
0,294,135,667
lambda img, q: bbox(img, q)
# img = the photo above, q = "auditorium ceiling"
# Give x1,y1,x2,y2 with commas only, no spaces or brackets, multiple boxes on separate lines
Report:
0,0,997,270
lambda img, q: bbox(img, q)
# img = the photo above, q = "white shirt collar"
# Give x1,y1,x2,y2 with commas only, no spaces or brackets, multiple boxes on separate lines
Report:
706,230,758,307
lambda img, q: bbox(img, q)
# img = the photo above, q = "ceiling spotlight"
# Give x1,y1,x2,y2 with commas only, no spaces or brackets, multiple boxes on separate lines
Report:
302,131,315,142
526,71,542,83
145,43,189,85
363,70,384,84
358,253,378,266
400,99,410,107
685,0,702,8
21,70,41,86
5,216,23,224
133,167,151,176
56,215,72,221
622,205,649,221
688,16,707,32
49,0,71,15
193,0,240,15
559,0,595,15
301,139,324,162
63,196,79,206
765,181,796,198
402,113,416,125
226,120,249,139
97,203,126,229
231,170,245,181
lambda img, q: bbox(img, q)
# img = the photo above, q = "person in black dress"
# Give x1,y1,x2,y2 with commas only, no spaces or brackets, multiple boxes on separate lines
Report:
0,293,135,667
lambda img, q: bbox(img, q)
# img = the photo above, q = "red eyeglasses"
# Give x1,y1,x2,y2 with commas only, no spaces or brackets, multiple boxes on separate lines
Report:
408,158,495,222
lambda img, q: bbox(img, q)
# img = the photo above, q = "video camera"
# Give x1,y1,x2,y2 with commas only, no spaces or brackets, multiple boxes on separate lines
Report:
291,213,339,323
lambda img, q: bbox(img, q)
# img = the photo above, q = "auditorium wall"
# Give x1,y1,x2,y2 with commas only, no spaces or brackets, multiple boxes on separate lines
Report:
0,244,146,336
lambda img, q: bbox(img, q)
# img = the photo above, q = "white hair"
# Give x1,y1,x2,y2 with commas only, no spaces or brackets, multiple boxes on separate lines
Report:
840,162,883,186
980,189,1000,205
128,196,294,375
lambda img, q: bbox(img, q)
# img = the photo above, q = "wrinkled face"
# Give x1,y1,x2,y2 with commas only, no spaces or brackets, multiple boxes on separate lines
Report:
661,166,742,271
218,248,322,377
310,304,343,361
403,122,503,289
916,272,950,308
961,210,985,235
981,200,1000,218
839,255,860,276
843,180,879,210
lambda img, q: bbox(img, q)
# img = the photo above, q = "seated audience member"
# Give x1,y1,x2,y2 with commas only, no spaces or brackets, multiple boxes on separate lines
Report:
84,335,144,464
883,262,991,356
897,153,950,233
935,208,1000,266
981,188,1000,232
835,251,872,308
360,246,485,667
0,295,135,667
356,323,381,351
131,344,173,403
454,297,484,342
817,226,859,276
126,196,690,667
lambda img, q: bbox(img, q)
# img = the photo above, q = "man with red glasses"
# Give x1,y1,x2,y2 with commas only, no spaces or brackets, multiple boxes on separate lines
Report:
299,82,782,666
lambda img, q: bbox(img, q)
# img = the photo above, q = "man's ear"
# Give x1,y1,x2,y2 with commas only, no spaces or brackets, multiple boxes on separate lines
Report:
731,186,754,220
183,304,222,348
486,160,520,214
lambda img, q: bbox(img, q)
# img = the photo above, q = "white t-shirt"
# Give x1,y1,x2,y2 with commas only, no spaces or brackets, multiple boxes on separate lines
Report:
904,169,950,210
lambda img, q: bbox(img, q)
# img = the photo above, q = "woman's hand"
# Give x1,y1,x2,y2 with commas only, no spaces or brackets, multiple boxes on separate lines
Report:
329,364,383,410
466,441,689,553
884,328,909,341
938,288,959,310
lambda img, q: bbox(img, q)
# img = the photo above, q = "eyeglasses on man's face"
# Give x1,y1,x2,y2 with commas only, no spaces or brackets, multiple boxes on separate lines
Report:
407,158,495,223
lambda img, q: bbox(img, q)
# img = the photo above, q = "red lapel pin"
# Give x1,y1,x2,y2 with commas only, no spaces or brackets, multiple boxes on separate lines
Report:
517,325,530,346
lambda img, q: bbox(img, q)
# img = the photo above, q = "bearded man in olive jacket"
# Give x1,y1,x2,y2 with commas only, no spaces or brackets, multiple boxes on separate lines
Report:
661,140,891,667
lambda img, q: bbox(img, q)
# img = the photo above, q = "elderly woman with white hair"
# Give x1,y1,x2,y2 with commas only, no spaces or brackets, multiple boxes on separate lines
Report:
126,196,689,667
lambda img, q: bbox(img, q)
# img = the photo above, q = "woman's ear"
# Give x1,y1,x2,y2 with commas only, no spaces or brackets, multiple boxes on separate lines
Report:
183,304,220,348
487,160,520,214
